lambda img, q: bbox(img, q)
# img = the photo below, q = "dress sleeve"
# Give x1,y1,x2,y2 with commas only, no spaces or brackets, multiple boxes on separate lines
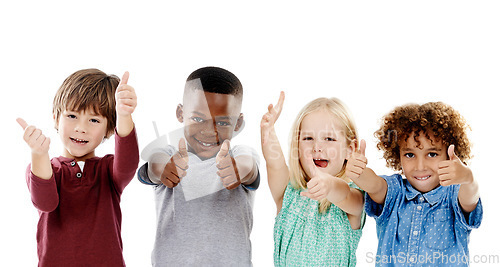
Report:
112,127,140,194
26,164,59,212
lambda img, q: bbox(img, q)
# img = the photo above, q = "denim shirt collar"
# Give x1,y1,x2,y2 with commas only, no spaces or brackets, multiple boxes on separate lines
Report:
403,179,444,206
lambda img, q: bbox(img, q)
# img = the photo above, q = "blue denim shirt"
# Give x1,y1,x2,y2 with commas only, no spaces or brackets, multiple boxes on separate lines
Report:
365,174,482,266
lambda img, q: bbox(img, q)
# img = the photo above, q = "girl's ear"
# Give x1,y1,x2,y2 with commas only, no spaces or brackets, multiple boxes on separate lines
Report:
176,104,184,123
346,139,357,159
234,113,244,132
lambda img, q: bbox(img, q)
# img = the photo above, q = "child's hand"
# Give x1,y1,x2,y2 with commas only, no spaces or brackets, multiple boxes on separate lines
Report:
345,139,367,180
300,158,335,200
216,140,241,190
17,118,51,156
115,71,137,117
160,139,189,188
438,145,473,186
261,91,284,145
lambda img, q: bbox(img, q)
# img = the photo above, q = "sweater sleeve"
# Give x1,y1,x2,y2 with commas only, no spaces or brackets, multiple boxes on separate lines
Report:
26,164,59,212
112,127,140,194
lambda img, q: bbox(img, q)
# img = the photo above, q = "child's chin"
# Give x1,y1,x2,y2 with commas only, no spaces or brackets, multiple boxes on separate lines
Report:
194,148,219,159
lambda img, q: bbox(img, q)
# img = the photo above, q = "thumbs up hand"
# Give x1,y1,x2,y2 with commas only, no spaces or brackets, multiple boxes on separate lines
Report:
345,139,368,181
160,138,189,188
216,140,241,190
115,71,137,117
300,157,336,201
438,145,473,186
17,118,51,155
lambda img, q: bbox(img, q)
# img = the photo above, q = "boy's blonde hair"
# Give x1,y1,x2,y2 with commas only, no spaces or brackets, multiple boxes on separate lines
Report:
288,97,358,213
53,68,120,138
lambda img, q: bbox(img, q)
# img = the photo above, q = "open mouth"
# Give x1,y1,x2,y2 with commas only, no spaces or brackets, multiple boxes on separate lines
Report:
70,137,89,144
313,159,329,168
414,175,431,181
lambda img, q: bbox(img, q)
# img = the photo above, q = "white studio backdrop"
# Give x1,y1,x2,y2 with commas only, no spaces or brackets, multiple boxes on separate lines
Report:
1,1,499,266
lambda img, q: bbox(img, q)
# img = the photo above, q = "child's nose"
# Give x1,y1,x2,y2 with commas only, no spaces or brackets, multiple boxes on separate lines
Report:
416,157,426,170
200,121,217,137
74,121,86,133
313,141,323,152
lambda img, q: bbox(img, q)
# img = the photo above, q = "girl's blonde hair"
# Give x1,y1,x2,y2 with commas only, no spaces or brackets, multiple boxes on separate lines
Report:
288,97,358,213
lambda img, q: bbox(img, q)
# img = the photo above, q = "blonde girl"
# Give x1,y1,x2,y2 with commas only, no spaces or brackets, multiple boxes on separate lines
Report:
261,92,365,266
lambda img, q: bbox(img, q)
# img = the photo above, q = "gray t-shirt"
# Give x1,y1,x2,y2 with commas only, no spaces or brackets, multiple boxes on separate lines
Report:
138,144,260,267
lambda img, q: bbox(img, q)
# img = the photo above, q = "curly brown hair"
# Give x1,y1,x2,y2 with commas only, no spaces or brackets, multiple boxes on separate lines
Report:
375,102,472,171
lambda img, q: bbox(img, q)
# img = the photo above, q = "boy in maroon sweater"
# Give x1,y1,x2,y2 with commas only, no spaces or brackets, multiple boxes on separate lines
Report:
17,69,139,266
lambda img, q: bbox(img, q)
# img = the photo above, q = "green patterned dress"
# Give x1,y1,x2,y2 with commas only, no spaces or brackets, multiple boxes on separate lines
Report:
274,182,365,266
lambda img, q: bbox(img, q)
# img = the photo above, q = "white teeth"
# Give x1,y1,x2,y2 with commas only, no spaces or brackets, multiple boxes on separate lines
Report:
415,175,430,180
71,138,88,143
199,141,217,147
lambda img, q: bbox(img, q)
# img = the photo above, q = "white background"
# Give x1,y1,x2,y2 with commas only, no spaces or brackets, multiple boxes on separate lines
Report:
1,1,499,266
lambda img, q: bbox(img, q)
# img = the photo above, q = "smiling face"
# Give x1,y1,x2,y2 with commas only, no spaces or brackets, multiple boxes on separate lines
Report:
298,110,352,179
56,109,109,161
177,88,243,159
400,132,447,193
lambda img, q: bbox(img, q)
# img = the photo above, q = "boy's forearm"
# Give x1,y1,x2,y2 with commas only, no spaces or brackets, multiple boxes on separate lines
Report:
147,152,172,184
351,168,387,204
458,177,480,213
27,161,58,212
234,155,258,185
31,152,53,180
116,115,134,137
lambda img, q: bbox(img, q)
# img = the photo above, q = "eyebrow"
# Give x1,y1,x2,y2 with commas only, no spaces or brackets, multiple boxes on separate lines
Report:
401,147,442,152
191,111,208,118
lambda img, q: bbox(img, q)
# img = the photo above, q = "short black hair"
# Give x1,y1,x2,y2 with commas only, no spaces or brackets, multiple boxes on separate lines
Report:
186,66,243,97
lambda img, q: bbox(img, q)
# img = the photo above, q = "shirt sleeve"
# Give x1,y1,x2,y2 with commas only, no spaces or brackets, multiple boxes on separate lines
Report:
365,174,401,222
231,145,260,191
26,164,59,212
112,127,140,194
137,162,155,185
450,184,483,230
137,143,177,186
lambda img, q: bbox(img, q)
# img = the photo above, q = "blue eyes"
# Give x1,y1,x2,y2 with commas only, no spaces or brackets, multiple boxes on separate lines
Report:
302,137,336,141
192,117,204,123
191,117,231,127
66,114,100,123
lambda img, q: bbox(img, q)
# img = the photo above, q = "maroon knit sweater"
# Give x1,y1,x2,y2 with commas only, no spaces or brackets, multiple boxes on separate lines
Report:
25,128,139,267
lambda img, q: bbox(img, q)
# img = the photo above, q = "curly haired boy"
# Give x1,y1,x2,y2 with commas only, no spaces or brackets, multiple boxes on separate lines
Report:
345,102,481,266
